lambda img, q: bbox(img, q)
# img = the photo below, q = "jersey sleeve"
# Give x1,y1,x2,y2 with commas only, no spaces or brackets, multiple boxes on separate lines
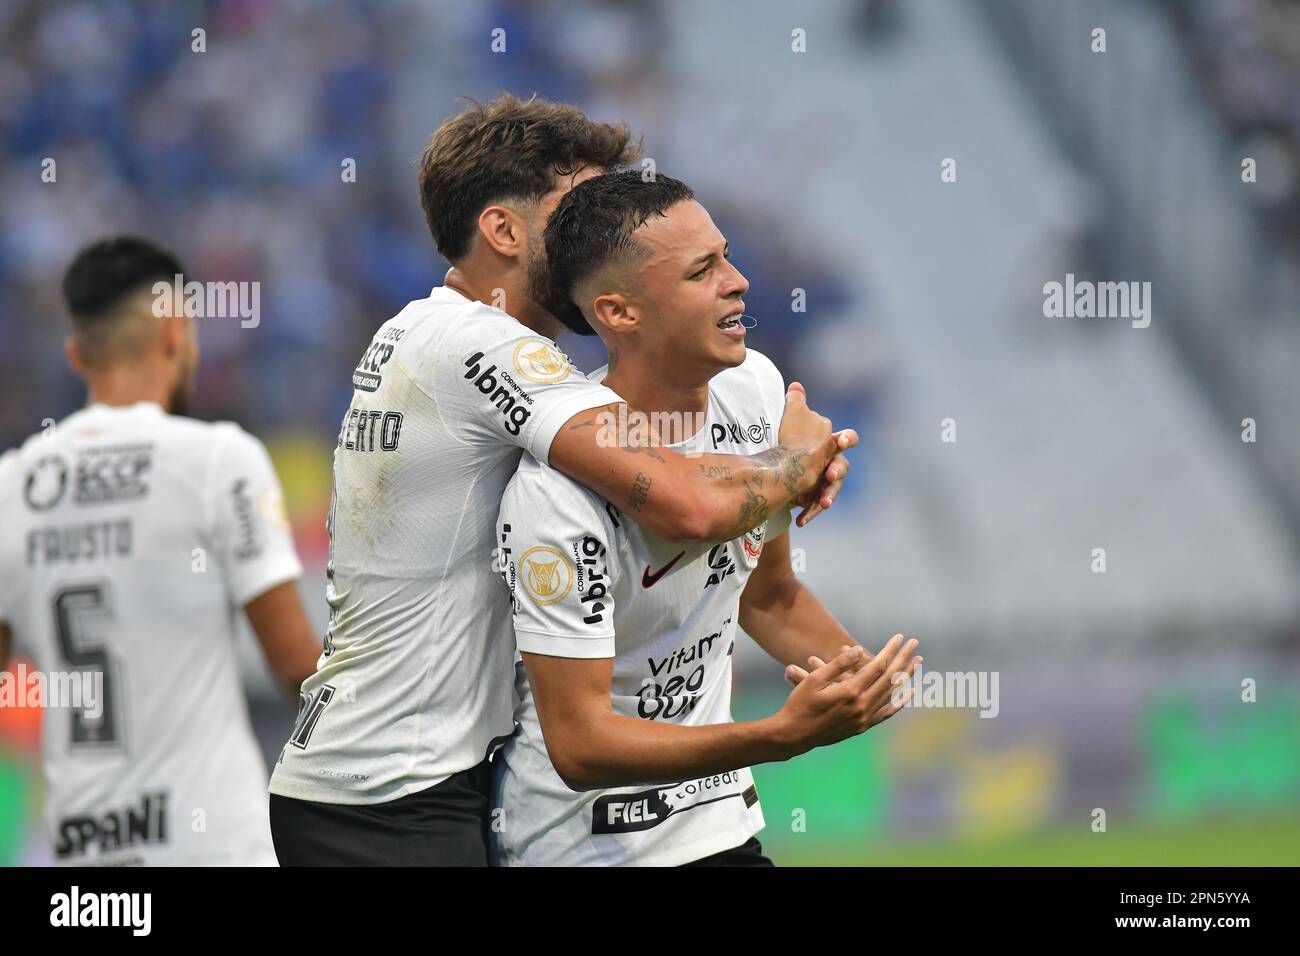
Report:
433,311,621,465
497,460,618,660
206,426,303,607
744,348,787,422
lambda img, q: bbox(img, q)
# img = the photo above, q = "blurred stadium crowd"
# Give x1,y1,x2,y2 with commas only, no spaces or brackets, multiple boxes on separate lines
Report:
1175,0,1300,248
1,0,458,457
0,0,862,462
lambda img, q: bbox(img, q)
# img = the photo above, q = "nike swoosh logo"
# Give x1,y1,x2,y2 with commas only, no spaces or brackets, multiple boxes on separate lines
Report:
642,551,686,588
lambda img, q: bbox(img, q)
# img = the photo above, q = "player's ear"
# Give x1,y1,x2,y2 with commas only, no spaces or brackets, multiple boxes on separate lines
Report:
159,311,187,358
65,335,90,376
590,292,636,335
476,204,526,259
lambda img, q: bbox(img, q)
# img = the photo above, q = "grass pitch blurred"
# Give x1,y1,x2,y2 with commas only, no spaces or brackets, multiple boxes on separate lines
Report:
774,815,1300,866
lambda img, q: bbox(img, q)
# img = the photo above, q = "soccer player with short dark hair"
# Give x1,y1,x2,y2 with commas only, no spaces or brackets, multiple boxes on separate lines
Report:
492,172,918,866
0,236,321,865
268,95,856,866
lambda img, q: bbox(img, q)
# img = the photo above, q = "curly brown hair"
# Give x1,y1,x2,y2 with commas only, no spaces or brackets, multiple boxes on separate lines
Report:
418,94,643,262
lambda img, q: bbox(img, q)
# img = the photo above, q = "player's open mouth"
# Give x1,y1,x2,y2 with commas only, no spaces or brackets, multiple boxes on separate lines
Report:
717,311,746,339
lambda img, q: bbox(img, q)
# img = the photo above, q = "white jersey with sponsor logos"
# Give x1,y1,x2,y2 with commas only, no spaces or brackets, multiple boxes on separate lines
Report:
268,286,619,805
491,349,790,867
0,401,301,865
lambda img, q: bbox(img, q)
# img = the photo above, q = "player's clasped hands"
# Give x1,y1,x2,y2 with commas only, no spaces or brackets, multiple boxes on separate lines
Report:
778,382,859,528
774,636,922,753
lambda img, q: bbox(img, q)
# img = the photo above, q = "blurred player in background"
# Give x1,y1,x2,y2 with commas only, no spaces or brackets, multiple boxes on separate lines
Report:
268,95,855,866
0,237,321,865
493,172,916,866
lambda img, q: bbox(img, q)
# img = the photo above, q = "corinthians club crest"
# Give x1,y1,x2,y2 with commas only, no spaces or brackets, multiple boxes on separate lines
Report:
742,522,766,566
24,455,68,511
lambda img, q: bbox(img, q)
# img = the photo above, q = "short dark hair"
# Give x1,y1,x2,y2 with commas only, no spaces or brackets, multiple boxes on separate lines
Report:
62,236,184,324
417,94,642,262
544,170,696,335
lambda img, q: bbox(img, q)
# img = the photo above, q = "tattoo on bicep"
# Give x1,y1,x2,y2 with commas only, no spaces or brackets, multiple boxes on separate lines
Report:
568,403,619,435
628,472,652,511
624,444,666,463
698,464,734,480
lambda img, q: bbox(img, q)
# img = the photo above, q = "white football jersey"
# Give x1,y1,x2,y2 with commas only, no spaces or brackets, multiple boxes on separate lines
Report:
0,401,302,865
268,287,620,805
491,349,790,867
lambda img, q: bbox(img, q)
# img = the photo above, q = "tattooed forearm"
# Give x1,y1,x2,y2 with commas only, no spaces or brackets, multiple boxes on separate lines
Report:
745,446,809,498
722,477,772,540
628,472,652,511
703,446,810,538
776,448,809,498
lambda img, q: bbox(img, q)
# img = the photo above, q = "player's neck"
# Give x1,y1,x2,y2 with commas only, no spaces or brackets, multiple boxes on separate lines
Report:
84,367,173,413
603,356,710,423
444,266,562,339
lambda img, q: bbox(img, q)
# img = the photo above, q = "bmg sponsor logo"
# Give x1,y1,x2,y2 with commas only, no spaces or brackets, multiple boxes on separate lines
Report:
572,535,610,626
228,478,263,562
464,352,533,435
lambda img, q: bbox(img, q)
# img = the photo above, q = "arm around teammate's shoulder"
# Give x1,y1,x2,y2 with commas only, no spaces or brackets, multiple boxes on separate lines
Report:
548,384,852,545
